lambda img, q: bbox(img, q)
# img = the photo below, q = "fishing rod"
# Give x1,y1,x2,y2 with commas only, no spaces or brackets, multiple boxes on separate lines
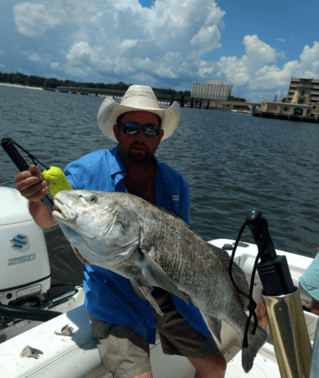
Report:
1,138,54,211
230,211,312,378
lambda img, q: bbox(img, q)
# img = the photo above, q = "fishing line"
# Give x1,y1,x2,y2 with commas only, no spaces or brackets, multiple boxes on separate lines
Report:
229,221,261,349
2,138,50,170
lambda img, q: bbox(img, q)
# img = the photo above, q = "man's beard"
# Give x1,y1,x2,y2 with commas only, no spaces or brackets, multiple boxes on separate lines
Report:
128,144,151,163
128,149,151,163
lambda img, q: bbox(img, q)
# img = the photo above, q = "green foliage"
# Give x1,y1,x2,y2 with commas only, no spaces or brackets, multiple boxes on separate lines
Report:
0,71,191,96
228,95,246,102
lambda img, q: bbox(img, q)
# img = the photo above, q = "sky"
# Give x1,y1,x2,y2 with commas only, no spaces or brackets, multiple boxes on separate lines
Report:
0,0,318,102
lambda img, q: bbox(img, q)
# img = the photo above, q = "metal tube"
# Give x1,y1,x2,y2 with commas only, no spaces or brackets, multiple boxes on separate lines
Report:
263,288,311,378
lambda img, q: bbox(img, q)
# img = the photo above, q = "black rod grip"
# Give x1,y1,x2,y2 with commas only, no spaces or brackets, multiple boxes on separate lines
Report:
1,138,54,211
1,138,29,171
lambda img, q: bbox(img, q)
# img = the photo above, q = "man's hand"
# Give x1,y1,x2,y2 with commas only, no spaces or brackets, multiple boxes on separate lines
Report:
14,165,48,202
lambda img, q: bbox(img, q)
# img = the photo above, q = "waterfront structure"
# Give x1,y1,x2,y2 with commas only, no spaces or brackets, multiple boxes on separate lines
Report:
253,77,319,123
286,77,319,105
191,80,233,101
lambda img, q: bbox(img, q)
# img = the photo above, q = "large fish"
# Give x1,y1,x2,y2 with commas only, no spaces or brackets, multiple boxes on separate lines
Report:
52,190,267,373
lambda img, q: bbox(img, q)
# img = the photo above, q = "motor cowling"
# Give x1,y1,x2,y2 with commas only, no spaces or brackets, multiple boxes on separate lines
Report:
0,187,51,306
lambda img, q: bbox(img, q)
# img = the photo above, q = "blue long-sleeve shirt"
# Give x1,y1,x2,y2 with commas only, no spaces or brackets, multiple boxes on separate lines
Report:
300,253,319,301
64,146,211,344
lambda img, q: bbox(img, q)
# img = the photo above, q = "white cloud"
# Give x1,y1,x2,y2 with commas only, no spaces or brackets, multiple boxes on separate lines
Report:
51,62,60,69
11,0,319,102
133,57,155,70
119,39,139,52
65,41,113,75
114,57,135,75
299,42,319,76
13,0,225,79
28,52,44,63
132,72,157,86
243,35,277,77
154,64,178,79
197,35,319,101
13,0,96,37
13,3,64,37
277,38,285,43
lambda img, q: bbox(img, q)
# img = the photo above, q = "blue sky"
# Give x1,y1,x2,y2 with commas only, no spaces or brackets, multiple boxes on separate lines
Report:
1,0,318,102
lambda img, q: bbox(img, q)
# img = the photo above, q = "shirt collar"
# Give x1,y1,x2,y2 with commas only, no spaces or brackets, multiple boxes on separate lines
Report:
108,146,126,177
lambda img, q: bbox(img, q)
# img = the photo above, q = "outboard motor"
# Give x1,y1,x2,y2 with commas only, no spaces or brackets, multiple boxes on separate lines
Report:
0,187,51,305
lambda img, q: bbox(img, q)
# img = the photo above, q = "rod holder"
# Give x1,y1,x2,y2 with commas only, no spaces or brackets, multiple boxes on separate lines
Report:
263,288,311,378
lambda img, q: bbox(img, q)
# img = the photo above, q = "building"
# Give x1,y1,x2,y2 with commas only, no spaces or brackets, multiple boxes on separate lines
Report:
191,80,233,101
253,77,319,123
286,77,319,105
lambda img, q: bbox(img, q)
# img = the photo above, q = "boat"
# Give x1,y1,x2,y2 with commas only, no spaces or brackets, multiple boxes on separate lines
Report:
0,186,317,377
0,187,84,343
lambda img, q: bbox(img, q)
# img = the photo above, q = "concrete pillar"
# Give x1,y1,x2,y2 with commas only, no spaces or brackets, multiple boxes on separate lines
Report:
206,100,210,109
199,100,202,109
190,98,194,108
180,95,184,108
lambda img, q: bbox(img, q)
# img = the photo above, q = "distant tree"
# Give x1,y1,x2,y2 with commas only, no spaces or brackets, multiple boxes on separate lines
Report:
96,83,106,89
29,75,45,87
0,72,9,83
45,78,61,88
63,79,78,87
11,73,27,85
0,71,193,96
228,95,246,102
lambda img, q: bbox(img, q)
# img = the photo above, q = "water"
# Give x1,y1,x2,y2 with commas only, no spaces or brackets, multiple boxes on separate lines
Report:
1,85,318,285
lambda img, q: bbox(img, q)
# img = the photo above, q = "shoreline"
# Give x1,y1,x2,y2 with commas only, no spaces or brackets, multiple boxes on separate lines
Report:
0,83,44,91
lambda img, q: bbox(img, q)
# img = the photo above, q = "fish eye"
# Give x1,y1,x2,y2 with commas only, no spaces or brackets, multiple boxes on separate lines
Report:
89,196,98,203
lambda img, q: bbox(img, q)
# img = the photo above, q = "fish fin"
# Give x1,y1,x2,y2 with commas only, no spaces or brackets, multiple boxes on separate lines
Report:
208,244,250,309
136,247,189,305
242,323,268,373
206,316,222,344
130,280,164,316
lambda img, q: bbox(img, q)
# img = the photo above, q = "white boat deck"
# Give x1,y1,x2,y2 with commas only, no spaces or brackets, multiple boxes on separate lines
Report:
0,304,282,378
0,239,317,378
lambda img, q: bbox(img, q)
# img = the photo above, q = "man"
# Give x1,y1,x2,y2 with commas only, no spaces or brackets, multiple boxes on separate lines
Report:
15,85,226,378
300,253,319,316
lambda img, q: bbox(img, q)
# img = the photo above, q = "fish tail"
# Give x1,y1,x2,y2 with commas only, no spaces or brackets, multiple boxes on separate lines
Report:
241,323,268,373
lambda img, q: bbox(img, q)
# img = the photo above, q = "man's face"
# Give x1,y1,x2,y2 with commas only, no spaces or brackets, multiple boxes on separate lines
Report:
114,111,164,164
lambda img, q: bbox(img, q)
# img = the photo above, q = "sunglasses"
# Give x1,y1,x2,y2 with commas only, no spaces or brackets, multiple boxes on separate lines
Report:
120,122,161,137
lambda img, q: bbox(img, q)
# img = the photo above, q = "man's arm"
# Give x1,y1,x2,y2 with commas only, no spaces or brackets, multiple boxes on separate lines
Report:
29,201,56,228
311,299,319,316
15,165,56,229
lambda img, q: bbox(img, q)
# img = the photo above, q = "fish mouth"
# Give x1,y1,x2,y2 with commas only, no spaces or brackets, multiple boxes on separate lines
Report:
74,247,91,265
52,198,77,222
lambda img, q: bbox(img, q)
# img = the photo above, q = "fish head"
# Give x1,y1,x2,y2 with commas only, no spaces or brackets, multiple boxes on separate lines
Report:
52,190,141,266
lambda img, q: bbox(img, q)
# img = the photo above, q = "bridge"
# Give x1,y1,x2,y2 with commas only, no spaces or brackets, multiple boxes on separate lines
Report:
48,87,259,111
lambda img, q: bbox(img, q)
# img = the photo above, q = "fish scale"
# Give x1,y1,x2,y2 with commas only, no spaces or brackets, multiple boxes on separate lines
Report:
53,189,268,373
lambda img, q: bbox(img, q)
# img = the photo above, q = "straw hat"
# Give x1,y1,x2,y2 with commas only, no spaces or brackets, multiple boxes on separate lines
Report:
97,85,180,142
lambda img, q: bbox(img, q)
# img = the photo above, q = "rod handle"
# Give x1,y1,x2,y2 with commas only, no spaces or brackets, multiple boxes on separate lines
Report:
1,138,30,171
1,138,54,211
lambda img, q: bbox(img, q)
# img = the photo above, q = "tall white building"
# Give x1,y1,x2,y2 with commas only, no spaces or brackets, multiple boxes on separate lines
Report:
191,79,233,100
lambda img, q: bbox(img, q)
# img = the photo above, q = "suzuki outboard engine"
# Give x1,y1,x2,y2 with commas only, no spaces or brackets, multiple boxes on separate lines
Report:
0,187,50,305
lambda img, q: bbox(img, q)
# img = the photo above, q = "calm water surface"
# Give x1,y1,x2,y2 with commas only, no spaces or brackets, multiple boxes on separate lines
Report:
0,86,318,285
